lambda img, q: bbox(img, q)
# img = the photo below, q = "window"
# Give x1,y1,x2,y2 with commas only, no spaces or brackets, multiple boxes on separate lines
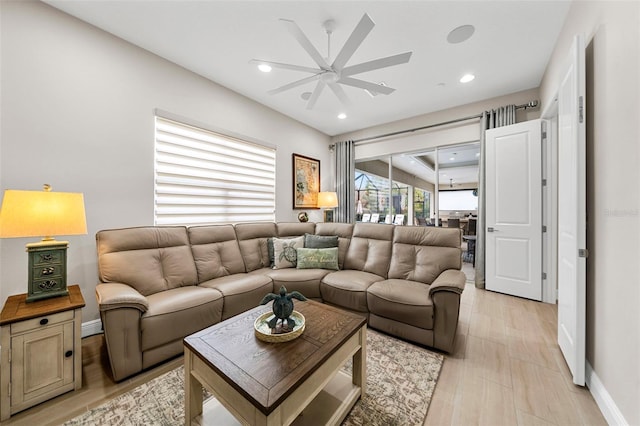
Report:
355,170,408,223
154,115,276,225
413,187,431,220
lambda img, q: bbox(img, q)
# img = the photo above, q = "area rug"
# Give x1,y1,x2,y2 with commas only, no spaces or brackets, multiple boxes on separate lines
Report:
64,329,443,426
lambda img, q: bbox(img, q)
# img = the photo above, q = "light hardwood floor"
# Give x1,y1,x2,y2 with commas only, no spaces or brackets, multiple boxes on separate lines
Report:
425,280,607,425
2,280,607,426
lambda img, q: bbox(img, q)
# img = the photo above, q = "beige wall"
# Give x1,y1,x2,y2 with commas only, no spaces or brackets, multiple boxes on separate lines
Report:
0,2,331,323
540,2,639,424
334,87,540,160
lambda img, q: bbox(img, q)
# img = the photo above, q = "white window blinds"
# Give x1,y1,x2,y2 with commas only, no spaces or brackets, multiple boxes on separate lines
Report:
154,116,276,225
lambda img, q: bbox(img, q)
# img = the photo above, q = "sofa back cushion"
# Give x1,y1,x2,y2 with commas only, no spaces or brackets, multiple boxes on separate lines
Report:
96,226,198,296
315,222,353,270
234,222,277,272
188,225,245,282
343,223,393,277
388,226,462,284
276,222,315,237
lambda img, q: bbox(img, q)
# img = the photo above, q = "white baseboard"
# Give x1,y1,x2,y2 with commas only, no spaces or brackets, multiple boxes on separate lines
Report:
81,318,103,338
586,361,628,426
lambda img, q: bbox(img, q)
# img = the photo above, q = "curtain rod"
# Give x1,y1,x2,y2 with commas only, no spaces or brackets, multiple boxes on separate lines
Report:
350,100,538,145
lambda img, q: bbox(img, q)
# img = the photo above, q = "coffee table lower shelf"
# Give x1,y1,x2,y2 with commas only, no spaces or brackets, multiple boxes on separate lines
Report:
192,370,361,426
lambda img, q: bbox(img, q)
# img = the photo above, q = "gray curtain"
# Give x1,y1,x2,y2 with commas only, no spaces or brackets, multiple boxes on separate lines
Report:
475,105,516,289
334,140,355,223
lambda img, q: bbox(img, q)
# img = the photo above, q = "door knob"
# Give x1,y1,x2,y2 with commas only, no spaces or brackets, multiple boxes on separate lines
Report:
488,227,499,232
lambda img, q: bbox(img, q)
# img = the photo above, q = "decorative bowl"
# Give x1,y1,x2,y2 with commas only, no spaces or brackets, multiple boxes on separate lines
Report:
254,310,305,343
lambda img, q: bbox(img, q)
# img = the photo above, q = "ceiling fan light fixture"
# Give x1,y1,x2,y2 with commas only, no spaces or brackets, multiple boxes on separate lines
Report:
321,71,339,83
337,113,347,120
257,63,272,73
460,73,475,83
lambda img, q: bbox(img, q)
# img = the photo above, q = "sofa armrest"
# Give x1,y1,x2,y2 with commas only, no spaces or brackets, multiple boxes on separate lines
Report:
96,283,149,313
95,283,147,381
429,269,466,296
429,269,466,353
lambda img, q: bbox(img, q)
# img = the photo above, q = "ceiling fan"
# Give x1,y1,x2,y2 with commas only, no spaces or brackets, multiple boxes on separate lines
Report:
251,13,412,110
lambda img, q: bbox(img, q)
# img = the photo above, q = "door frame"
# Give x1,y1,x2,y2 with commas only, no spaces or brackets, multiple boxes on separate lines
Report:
541,101,559,304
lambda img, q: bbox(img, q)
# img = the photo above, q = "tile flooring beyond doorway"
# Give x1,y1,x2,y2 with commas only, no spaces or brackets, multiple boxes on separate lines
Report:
1,285,607,426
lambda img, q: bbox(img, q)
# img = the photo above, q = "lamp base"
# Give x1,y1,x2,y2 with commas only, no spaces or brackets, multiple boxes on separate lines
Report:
26,240,69,303
323,209,334,223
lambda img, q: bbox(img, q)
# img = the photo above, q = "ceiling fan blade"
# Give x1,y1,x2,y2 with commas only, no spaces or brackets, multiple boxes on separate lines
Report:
268,74,320,95
331,13,375,71
338,77,396,95
341,52,413,77
328,82,351,106
250,59,320,74
280,18,330,70
307,80,326,110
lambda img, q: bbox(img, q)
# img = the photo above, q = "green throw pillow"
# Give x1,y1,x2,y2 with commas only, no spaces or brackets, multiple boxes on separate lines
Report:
304,233,339,248
272,236,304,269
296,247,339,270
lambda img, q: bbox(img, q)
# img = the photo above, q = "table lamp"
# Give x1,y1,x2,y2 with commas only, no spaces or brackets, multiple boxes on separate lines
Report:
0,184,87,302
317,191,338,222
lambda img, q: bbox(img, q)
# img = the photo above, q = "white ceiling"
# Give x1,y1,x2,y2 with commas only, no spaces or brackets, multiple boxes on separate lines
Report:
43,0,571,137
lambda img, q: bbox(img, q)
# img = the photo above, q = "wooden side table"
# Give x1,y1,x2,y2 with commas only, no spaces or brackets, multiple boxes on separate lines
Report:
0,284,85,420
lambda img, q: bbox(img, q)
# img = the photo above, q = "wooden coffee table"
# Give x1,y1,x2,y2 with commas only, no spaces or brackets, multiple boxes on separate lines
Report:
184,300,367,425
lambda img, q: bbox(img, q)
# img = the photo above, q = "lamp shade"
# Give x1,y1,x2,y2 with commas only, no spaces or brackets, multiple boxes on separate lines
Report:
317,192,338,208
0,189,87,239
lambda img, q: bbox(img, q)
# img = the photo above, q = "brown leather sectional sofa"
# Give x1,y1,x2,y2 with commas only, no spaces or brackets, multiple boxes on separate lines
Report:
95,222,466,381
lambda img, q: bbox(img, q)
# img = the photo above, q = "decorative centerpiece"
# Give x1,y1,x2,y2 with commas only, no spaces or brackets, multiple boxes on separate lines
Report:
255,286,307,343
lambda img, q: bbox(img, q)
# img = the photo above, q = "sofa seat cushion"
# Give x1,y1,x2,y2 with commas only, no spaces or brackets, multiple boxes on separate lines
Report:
141,286,223,352
367,279,434,329
262,268,331,299
200,273,273,320
320,270,383,312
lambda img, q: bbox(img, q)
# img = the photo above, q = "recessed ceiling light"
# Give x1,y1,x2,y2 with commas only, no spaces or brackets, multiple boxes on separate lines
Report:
257,64,272,73
447,25,475,44
337,113,347,120
449,157,455,161
460,74,475,83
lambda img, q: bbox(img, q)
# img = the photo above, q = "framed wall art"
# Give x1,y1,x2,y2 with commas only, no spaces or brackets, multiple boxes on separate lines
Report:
292,153,320,209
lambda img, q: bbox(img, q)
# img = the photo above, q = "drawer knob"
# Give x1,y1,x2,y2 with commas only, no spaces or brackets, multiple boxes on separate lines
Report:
65,350,73,358
39,318,49,326
39,280,58,290
41,267,55,276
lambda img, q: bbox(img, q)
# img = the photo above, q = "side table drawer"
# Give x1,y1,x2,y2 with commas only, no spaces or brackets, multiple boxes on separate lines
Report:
32,264,63,280
32,250,64,266
11,310,74,334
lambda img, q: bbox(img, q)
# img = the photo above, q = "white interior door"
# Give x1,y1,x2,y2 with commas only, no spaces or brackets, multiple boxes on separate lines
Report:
557,35,586,386
486,120,542,301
